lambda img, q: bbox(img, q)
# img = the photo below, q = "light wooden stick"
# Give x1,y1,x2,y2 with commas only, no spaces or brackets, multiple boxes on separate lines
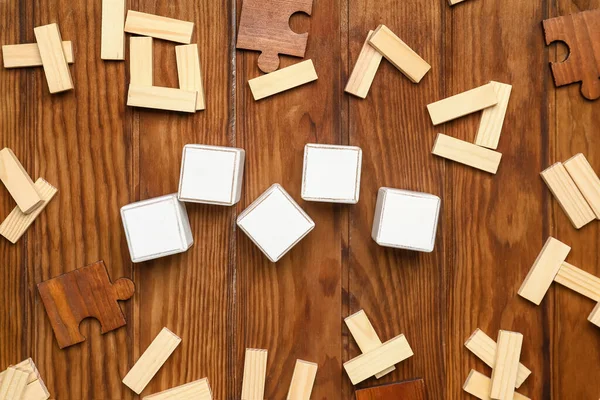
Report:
345,30,382,98
427,83,497,125
475,81,512,149
564,153,600,219
432,133,502,174
130,37,153,86
2,42,74,68
142,378,212,400
125,10,194,44
0,148,42,214
589,303,600,328
241,349,268,400
101,0,126,60
286,360,317,400
0,368,28,400
248,60,318,101
175,44,206,110
554,261,600,301
463,370,531,400
34,23,73,93
127,85,197,113
490,330,523,400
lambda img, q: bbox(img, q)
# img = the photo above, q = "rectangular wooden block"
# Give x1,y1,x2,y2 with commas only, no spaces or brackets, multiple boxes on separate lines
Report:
130,37,153,86
125,10,194,44
564,153,600,219
0,148,42,214
248,59,318,101
101,0,126,60
541,162,595,229
0,358,41,385
175,44,205,110
367,24,430,83
0,359,50,400
2,42,73,68
0,367,28,400
34,23,73,93
432,133,502,174
142,378,212,400
475,81,512,149
345,30,382,98
463,370,531,400
449,0,472,4
241,348,268,400
127,85,197,113
286,360,317,400
589,303,600,327
427,83,498,125
122,327,182,395
490,330,523,400
555,261,600,301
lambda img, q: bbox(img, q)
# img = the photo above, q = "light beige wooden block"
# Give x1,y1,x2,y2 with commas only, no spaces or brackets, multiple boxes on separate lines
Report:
248,59,318,101
0,367,28,400
143,378,212,400
449,0,472,5
286,360,317,400
427,83,498,125
541,162,595,229
345,30,382,98
0,359,50,400
127,85,197,113
101,0,125,60
343,334,413,385
175,44,205,110
123,327,182,395
130,37,153,86
241,349,268,400
589,303,600,327
463,370,531,400
475,81,512,149
2,42,74,68
34,23,73,93
125,10,194,44
432,133,502,174
0,148,42,214
0,358,41,385
490,330,523,400
367,24,430,83
564,153,600,219
344,310,395,378
555,261,600,301
464,329,531,388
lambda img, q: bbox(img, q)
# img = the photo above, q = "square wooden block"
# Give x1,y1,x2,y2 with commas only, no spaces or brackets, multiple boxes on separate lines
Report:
121,194,193,263
178,144,245,206
372,188,441,252
301,144,362,204
237,184,314,262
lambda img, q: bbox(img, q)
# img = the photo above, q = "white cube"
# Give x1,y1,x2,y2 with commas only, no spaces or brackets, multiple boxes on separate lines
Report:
372,188,441,252
121,194,194,263
301,144,362,204
178,144,245,205
237,184,315,262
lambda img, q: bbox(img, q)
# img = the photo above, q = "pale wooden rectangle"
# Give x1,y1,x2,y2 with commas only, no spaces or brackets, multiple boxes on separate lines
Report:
101,0,126,60
490,330,523,400
122,327,182,395
343,334,413,385
432,133,502,174
127,85,197,113
0,148,42,214
143,378,212,400
345,30,382,98
34,23,73,93
475,81,512,149
286,360,317,400
555,262,600,301
0,358,40,385
463,370,531,400
464,329,531,388
125,10,194,44
564,153,600,219
2,42,74,68
541,162,595,229
0,367,28,400
589,303,600,327
130,37,153,86
427,83,498,125
367,24,430,83
241,349,268,400
449,0,472,4
175,44,205,110
0,359,49,400
248,60,318,101
23,380,50,400
344,310,395,378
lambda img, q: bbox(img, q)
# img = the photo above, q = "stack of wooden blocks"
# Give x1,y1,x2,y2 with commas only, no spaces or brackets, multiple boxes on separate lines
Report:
0,359,50,400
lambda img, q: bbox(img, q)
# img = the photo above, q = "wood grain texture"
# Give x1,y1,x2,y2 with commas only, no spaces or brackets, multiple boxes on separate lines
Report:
564,153,600,218
124,10,194,44
474,81,512,150
240,348,267,400
248,59,318,100
101,0,126,60
2,42,74,68
0,367,28,400
490,330,523,400
432,133,502,174
345,30,382,99
427,83,498,125
555,261,600,301
0,148,42,214
354,379,426,400
175,44,206,111
130,37,153,86
33,23,73,93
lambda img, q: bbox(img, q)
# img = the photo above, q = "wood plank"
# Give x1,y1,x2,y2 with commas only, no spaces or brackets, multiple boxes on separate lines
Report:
2,42,74,68
555,261,600,301
463,370,530,400
286,360,317,400
432,133,502,174
427,83,498,125
344,30,382,98
130,37,153,86
142,378,212,400
241,349,267,400
0,367,28,400
33,23,73,93
127,85,197,113
124,10,194,44
490,330,523,400
475,81,512,149
0,148,42,214
248,59,318,100
101,0,125,60
175,44,206,110
564,153,600,219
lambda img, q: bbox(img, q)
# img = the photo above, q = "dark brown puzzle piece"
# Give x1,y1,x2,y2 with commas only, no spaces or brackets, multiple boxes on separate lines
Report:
543,9,600,100
355,379,427,400
236,0,313,73
37,260,135,349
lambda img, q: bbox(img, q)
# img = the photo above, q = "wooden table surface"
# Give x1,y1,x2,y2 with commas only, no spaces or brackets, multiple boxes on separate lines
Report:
1,0,599,398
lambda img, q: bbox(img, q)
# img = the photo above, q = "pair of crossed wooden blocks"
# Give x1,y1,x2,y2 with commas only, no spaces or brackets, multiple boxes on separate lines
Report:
0,358,50,400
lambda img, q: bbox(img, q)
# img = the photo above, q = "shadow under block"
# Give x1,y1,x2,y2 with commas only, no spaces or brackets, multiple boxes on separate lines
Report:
355,379,426,400
33,23,73,93
127,85,197,113
432,134,502,174
241,349,268,400
0,359,50,400
248,59,318,100
286,360,317,400
2,42,74,68
427,83,497,125
123,328,182,395
0,148,42,214
345,30,382,98
541,162,595,229
142,378,212,400
463,370,530,400
101,0,125,60
589,303,600,327
129,37,153,86
124,10,194,44
0,367,28,400
564,153,600,219
37,260,135,349
555,261,600,301
175,44,206,110
367,25,430,83
475,81,512,149
490,331,523,400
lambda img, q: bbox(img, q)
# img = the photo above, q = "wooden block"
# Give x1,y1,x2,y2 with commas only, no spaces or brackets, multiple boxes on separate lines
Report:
343,334,413,385
0,359,50,400
367,25,430,83
101,0,125,60
490,330,523,400
142,378,212,400
427,83,498,125
2,42,74,68
589,303,600,327
475,81,512,149
175,44,206,111
0,359,42,385
432,134,502,174
124,10,194,44
33,23,73,93
448,0,471,5
463,370,531,400
127,85,197,113
344,310,395,378
241,349,268,400
123,327,182,394
248,59,318,101
0,178,57,244
541,162,595,229
0,148,42,214
555,261,600,301
345,30,382,98
286,360,317,400
355,379,426,400
0,367,28,400
464,329,531,388
564,153,600,219
130,37,153,86
22,380,50,400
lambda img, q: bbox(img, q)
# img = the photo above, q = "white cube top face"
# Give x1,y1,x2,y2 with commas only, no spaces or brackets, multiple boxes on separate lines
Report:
373,188,441,252
301,144,362,203
121,194,193,263
237,184,315,262
178,144,245,205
